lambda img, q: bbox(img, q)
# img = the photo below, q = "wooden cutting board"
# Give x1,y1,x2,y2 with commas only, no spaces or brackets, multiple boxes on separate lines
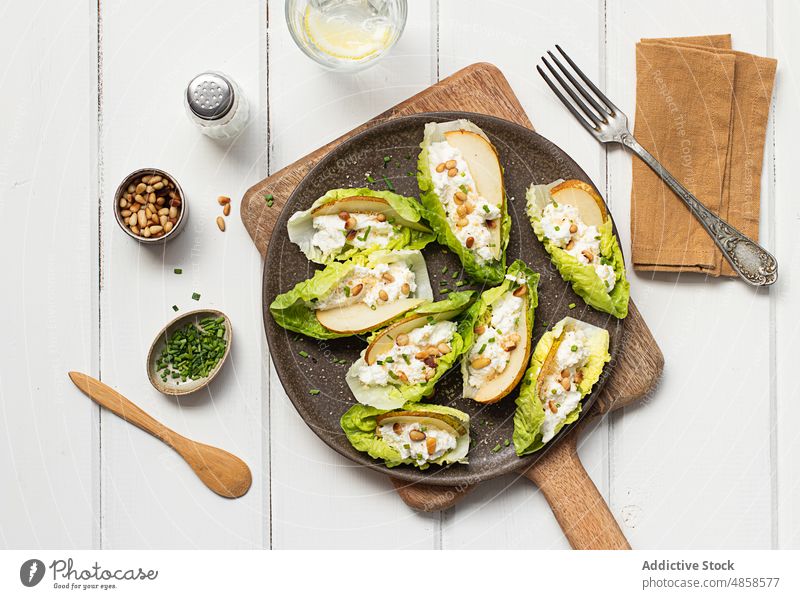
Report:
241,63,664,549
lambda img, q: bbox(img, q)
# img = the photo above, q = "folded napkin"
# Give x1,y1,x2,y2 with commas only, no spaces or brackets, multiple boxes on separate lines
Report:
631,34,777,276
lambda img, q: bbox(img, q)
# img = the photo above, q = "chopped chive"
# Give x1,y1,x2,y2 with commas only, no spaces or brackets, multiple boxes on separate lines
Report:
455,281,466,287
383,156,392,167
492,443,502,453
365,174,375,183
482,205,490,213
384,357,394,363
440,288,451,294
402,354,410,364
382,175,395,192
571,345,578,352
344,286,350,297
568,302,576,309
478,343,487,354
309,389,320,395
441,266,448,274
357,226,371,242
406,171,415,177
265,194,274,207
299,350,309,358
451,271,458,279
504,439,510,447
174,268,182,275
192,292,201,301
370,305,377,311
488,337,495,343
172,305,179,312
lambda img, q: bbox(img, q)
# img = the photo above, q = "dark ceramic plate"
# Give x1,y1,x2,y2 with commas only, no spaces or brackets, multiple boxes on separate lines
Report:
264,112,625,486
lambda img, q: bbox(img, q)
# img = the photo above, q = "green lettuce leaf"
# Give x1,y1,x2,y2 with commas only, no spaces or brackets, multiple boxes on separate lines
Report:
459,259,540,398
346,291,476,409
269,250,434,340
513,317,610,456
526,181,630,318
340,402,470,469
417,120,510,284
287,188,435,264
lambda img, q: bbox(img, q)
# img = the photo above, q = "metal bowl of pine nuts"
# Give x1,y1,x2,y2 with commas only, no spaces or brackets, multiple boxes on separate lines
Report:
114,168,188,243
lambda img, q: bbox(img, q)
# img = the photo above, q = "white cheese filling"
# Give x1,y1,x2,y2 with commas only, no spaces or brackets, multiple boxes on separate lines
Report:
540,202,617,291
312,262,416,311
540,329,592,443
353,321,457,387
466,292,524,389
428,141,501,262
310,213,400,260
379,421,457,466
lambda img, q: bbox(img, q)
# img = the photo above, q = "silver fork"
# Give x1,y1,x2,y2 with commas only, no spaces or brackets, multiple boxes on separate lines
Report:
538,45,777,286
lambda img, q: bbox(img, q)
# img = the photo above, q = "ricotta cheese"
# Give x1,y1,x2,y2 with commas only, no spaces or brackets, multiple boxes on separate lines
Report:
378,421,457,466
353,321,457,387
540,201,617,291
313,261,416,311
310,212,400,261
466,291,524,389
427,141,501,262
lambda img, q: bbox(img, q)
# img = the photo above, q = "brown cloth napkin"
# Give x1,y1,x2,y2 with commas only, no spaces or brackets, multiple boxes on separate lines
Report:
631,34,777,276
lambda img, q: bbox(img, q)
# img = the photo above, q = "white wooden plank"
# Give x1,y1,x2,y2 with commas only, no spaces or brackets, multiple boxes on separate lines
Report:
0,0,98,548
605,0,773,548
98,0,266,548
268,0,439,549
773,0,800,550
438,0,607,549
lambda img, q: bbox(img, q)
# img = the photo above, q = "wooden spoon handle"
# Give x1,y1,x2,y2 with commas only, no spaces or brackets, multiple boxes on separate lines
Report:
68,371,177,446
522,426,630,550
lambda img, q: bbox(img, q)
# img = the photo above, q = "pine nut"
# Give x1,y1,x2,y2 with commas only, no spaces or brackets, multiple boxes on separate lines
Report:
447,167,458,177
398,371,409,383
415,350,428,360
169,206,177,219
129,214,138,227
409,429,426,442
435,163,446,173
121,210,131,218
135,183,146,194
338,211,350,221
158,208,169,216
160,215,168,226
344,216,356,230
569,223,578,234
513,284,527,297
143,226,151,238
119,198,127,208
566,240,575,250
378,290,389,301
216,216,225,231
130,203,141,213
400,283,410,295
376,213,386,222
164,221,173,233
382,272,395,283
426,436,437,454
149,225,163,234
582,249,594,262
134,194,144,204
465,236,475,248
350,283,363,296
127,184,136,193
560,377,571,391
454,191,467,204
437,342,451,355
223,204,231,216
548,400,558,414
149,175,162,184
141,176,151,184
218,195,231,205
145,185,154,193
471,356,491,369
445,160,457,169
137,210,146,228
465,201,474,214
456,217,468,228
457,205,467,217
560,368,570,378
152,182,164,190
131,225,139,235
395,334,409,346
474,324,486,335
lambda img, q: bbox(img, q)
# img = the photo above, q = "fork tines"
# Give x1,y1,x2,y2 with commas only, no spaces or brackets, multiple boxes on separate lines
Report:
537,45,619,136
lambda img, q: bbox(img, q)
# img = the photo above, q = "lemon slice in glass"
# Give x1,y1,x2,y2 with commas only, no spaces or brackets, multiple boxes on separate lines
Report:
304,4,391,61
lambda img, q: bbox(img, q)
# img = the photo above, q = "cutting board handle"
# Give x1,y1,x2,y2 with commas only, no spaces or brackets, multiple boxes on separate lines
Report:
521,425,630,550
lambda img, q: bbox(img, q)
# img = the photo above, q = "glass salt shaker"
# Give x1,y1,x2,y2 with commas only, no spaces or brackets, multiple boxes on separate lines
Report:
185,71,249,140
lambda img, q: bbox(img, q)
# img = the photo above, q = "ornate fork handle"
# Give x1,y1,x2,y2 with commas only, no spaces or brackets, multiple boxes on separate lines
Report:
620,134,777,286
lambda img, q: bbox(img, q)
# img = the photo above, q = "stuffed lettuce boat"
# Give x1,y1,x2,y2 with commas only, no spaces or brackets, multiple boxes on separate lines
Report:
417,120,510,284
340,403,470,469
459,259,539,404
526,179,629,318
287,188,434,264
269,249,433,339
513,317,610,456
346,291,475,410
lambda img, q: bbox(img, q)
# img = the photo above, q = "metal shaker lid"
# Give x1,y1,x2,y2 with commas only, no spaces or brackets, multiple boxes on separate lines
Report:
186,72,234,121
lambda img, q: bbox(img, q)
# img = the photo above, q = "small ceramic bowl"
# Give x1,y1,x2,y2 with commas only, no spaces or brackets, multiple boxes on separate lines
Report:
146,309,232,396
114,167,188,244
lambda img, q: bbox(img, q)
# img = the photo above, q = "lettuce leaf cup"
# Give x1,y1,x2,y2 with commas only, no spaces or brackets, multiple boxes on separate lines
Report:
459,259,540,404
513,317,610,456
526,179,629,318
417,120,510,284
340,403,470,469
287,188,434,264
346,291,475,410
269,249,434,339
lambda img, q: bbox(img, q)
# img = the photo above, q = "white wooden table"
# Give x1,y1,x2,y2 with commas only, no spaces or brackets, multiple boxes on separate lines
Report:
2,0,798,549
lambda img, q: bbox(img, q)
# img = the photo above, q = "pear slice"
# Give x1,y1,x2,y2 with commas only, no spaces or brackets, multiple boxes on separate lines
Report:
310,195,431,232
549,179,607,228
471,298,532,405
444,129,504,259
535,332,565,400
376,411,468,437
315,297,425,335
364,309,462,366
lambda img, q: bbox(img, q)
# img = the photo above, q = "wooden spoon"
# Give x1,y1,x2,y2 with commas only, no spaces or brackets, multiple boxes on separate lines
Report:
68,372,252,499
